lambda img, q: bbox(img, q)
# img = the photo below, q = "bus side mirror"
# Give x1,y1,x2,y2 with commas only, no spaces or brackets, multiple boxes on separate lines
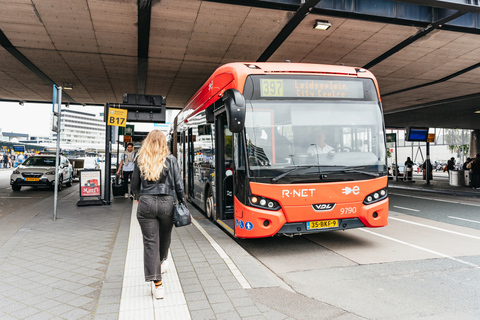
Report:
223,89,245,133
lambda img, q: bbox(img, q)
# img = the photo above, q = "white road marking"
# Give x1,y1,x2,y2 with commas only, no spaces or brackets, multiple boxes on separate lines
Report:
389,217,480,241
448,216,480,224
191,218,251,289
360,229,480,269
389,192,480,207
393,206,419,212
0,197,36,198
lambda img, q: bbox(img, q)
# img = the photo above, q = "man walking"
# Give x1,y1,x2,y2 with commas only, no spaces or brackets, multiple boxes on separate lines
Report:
116,143,136,198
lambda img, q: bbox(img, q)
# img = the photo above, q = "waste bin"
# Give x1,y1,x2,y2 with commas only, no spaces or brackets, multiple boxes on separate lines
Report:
464,170,472,187
449,170,464,187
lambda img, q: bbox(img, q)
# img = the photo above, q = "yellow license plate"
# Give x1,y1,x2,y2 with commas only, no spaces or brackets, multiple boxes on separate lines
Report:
25,177,39,181
306,219,338,230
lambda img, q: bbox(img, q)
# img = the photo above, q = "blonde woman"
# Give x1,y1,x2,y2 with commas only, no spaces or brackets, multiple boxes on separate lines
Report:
131,130,184,299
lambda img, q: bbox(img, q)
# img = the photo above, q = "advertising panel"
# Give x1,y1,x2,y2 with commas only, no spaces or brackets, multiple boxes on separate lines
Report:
79,170,101,198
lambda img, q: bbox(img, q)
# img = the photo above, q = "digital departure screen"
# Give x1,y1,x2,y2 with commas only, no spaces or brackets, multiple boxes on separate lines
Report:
13,146,25,152
260,78,364,99
405,127,429,142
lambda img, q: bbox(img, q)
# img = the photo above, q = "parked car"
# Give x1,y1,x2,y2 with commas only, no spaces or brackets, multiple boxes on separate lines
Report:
10,155,73,191
70,157,100,179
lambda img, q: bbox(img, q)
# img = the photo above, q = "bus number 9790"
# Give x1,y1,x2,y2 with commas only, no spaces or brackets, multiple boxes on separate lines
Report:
340,207,357,214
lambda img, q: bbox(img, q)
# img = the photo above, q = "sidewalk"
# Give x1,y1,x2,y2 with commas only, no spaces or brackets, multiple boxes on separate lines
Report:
387,171,480,198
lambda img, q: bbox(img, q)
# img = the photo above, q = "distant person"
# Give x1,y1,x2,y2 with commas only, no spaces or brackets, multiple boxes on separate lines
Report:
405,157,413,167
405,157,414,180
422,159,433,180
17,153,24,164
3,153,8,168
131,130,184,300
307,131,333,155
116,142,136,198
463,158,472,170
445,157,455,175
471,154,480,189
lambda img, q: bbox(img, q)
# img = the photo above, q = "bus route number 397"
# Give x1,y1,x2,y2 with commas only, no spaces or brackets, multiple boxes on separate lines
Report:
261,79,284,97
340,207,357,214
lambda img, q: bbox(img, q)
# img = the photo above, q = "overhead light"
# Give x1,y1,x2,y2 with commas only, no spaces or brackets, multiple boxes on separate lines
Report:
475,110,480,114
314,20,331,31
63,83,73,90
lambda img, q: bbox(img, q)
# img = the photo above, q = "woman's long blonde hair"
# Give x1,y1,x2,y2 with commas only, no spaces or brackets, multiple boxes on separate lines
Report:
137,130,170,181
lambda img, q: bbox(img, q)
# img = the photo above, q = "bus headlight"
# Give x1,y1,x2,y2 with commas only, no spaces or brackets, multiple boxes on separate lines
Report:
363,188,388,205
249,195,280,211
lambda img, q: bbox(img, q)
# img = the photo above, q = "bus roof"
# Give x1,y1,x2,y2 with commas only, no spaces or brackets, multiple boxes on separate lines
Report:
175,62,378,129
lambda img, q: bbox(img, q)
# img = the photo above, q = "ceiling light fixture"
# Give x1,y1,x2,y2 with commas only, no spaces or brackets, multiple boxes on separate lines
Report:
475,110,480,114
314,20,331,31
63,83,73,90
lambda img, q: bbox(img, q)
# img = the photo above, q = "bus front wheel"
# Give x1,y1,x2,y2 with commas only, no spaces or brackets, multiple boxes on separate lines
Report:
205,192,214,220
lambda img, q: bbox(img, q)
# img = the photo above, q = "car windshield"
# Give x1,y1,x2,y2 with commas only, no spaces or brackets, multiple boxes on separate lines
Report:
244,100,386,179
22,157,56,166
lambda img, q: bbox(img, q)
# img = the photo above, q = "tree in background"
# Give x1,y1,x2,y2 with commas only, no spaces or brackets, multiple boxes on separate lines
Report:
444,129,469,158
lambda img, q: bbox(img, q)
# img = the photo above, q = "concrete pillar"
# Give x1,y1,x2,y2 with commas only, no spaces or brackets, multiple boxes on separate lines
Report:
469,130,480,158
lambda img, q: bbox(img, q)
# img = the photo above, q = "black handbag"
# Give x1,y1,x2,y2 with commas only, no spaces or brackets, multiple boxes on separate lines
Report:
174,202,191,227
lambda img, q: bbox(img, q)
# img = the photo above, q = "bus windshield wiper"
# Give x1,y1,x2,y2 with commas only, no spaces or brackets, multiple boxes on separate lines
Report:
271,165,342,183
323,166,380,177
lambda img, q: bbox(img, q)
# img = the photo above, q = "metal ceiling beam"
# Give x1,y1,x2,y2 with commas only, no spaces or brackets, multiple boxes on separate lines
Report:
363,10,466,69
256,0,322,62
398,0,480,13
137,0,153,95
0,29,74,103
205,0,480,35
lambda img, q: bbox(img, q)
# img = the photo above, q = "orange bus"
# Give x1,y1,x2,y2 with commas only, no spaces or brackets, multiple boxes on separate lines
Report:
169,62,388,239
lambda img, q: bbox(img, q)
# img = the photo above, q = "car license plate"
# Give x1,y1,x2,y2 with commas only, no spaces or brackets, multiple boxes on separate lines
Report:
25,177,39,182
306,219,338,230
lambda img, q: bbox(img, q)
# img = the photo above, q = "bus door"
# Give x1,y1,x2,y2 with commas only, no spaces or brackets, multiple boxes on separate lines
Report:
215,113,235,229
187,128,194,199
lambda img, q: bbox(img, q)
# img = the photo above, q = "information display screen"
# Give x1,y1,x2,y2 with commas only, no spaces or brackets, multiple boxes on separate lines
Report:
405,127,429,142
13,145,25,153
260,78,364,99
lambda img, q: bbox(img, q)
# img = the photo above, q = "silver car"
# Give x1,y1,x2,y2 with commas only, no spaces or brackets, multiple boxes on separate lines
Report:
10,155,73,191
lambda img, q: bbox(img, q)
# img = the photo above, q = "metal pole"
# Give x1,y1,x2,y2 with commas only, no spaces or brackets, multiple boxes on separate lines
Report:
53,86,62,220
395,132,398,182
104,104,112,205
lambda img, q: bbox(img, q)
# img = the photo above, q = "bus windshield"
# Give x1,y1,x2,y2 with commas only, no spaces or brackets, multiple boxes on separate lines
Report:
244,100,386,179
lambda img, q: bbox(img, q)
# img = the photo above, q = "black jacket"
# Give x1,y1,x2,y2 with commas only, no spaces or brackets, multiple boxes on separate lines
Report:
131,155,184,201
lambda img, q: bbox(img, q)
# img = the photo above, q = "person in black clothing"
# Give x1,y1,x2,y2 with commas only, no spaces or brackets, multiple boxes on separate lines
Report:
131,130,184,300
422,159,433,180
446,157,455,176
404,157,414,181
2,153,8,169
471,154,480,189
463,158,472,170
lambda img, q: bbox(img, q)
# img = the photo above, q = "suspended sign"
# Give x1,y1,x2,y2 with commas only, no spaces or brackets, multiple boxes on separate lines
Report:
108,108,128,127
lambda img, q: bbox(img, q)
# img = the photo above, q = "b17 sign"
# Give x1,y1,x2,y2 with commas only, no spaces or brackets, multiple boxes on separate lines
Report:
108,107,127,127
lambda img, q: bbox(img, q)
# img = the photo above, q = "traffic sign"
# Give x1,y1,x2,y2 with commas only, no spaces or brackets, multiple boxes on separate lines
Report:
107,107,127,127
124,135,131,142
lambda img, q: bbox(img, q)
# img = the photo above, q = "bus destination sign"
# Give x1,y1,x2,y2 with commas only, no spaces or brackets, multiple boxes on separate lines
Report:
261,79,364,99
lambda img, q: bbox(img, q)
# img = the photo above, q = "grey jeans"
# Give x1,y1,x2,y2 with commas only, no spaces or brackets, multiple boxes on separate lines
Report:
136,195,175,281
